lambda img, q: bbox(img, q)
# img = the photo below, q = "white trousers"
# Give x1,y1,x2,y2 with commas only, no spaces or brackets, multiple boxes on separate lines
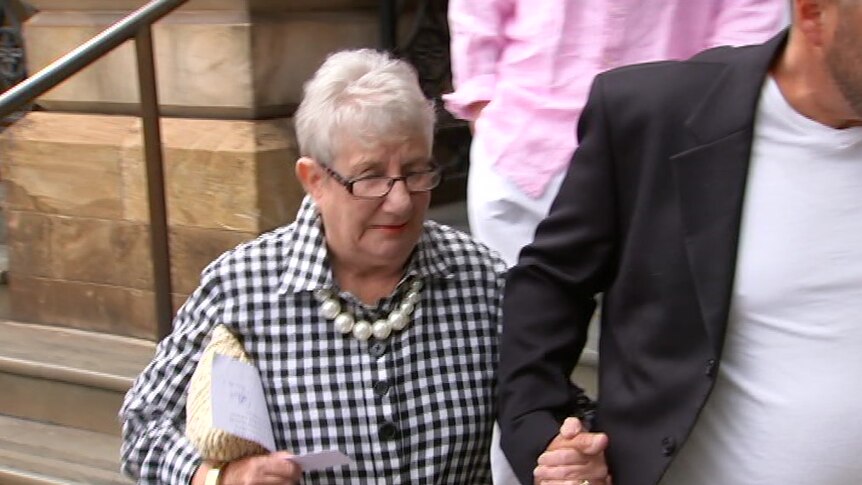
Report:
490,422,521,485
468,138,566,484
467,138,566,267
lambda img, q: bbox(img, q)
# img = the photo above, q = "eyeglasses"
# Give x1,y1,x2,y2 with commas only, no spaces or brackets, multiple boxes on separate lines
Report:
318,161,443,199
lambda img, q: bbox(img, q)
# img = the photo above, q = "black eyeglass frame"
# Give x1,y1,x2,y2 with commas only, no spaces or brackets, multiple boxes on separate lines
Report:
317,161,443,199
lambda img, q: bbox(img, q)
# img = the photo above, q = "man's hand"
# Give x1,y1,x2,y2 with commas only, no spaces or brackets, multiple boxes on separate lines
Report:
193,451,303,485
467,100,489,133
533,417,611,485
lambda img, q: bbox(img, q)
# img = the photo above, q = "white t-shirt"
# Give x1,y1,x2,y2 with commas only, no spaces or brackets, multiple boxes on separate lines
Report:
660,77,862,484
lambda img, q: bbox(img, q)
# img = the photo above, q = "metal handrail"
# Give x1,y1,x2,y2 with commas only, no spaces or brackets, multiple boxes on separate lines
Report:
0,0,189,340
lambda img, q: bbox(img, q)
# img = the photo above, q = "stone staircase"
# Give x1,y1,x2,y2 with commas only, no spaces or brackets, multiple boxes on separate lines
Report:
0,320,154,483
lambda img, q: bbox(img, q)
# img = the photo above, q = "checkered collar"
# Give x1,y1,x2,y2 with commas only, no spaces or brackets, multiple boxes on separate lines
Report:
277,196,454,296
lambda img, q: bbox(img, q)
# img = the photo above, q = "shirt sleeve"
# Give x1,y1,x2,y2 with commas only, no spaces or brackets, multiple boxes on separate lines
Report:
709,0,788,47
443,0,513,121
119,263,226,483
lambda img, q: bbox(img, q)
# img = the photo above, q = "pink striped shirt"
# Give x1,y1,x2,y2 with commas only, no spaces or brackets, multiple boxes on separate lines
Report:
444,0,787,198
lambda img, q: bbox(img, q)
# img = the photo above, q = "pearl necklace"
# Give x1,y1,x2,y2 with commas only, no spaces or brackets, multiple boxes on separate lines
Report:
314,278,423,341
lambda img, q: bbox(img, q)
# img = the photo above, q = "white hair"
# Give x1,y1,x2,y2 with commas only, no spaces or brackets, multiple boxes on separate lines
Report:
294,49,436,164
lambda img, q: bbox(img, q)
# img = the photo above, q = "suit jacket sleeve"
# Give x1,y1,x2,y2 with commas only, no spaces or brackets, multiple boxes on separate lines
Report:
498,73,618,484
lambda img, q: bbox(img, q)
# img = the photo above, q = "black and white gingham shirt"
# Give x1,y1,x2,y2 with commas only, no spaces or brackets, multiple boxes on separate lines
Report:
121,196,506,484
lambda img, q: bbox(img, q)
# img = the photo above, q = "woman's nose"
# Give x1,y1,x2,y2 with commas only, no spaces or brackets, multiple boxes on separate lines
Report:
383,178,412,209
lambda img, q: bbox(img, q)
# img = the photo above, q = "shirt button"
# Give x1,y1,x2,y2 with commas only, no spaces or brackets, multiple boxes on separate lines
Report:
705,359,717,378
373,380,391,397
379,422,399,441
661,436,677,457
369,341,388,359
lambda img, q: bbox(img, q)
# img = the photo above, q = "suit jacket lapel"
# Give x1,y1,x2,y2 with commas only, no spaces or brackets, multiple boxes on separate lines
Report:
671,32,788,356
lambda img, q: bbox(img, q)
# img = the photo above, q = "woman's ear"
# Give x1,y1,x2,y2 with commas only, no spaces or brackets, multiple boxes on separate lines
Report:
295,157,325,198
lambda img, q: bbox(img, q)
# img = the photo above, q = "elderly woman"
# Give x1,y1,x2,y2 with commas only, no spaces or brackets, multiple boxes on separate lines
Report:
120,49,506,484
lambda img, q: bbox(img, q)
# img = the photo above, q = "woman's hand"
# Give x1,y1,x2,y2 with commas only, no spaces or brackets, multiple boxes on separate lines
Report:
533,417,612,485
194,451,303,485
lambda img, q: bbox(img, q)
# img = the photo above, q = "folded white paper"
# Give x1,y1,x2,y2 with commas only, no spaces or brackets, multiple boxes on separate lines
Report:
288,450,353,471
211,354,354,471
212,353,276,451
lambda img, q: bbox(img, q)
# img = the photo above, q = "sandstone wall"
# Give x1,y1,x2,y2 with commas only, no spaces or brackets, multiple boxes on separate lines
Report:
1,0,381,339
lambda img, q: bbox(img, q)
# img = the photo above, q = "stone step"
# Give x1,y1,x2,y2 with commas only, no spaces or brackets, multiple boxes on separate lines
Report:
0,414,131,484
0,320,154,436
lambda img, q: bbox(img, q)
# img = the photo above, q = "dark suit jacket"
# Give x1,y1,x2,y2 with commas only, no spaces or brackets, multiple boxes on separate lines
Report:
498,31,789,485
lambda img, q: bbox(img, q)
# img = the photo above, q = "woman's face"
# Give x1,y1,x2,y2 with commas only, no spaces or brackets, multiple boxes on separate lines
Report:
311,137,433,274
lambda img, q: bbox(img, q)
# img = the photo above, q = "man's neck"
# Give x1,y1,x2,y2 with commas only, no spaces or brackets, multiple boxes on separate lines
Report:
772,31,862,129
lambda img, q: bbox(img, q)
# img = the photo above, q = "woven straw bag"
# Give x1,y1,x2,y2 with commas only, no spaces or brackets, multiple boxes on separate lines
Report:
185,324,268,461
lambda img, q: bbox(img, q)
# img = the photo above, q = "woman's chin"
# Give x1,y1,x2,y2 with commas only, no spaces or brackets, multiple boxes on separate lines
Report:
362,240,416,266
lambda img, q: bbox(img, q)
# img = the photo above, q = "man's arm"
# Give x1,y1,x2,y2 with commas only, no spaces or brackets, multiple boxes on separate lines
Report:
497,73,618,484
443,0,512,121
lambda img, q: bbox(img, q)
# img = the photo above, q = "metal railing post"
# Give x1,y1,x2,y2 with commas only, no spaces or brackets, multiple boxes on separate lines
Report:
135,24,173,340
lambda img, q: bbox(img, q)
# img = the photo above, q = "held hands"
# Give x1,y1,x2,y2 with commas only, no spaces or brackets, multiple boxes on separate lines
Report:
197,452,303,485
534,417,611,485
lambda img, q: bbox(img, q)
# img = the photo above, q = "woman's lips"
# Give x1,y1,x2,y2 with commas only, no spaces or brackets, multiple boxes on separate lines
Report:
373,222,408,234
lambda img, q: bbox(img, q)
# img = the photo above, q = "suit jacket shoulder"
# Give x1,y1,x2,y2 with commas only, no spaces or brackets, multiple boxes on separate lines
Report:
583,30,787,155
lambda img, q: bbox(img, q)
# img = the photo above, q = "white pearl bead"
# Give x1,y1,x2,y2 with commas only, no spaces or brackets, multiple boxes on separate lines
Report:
320,299,341,319
372,319,392,339
353,320,372,341
321,283,421,341
400,301,414,315
334,313,354,334
388,311,408,331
